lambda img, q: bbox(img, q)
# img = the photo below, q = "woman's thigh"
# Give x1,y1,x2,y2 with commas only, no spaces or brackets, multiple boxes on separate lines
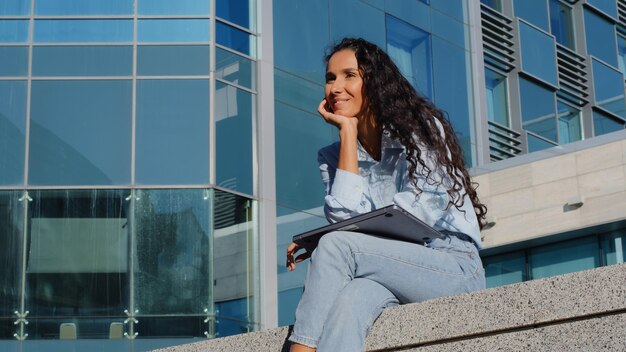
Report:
319,230,484,303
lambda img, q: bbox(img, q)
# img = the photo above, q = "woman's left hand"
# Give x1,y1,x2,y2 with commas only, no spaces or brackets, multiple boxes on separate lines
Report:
286,242,311,271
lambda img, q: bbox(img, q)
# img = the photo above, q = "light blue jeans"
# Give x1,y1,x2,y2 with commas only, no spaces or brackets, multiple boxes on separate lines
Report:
288,231,485,351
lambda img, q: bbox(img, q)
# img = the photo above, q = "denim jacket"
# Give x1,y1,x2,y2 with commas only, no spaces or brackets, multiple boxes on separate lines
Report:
317,132,482,248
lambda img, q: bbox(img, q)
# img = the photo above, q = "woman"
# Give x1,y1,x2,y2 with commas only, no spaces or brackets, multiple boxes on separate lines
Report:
285,38,487,352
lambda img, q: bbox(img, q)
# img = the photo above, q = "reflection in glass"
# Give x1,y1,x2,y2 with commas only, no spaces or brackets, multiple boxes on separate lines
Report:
587,0,618,19
0,81,27,185
557,101,581,144
617,35,626,75
29,80,132,185
138,19,210,43
35,0,132,15
137,45,210,76
384,0,430,33
216,21,253,56
134,189,211,315
25,190,129,338
34,20,133,43
529,236,600,279
483,251,526,288
136,316,207,338
603,231,625,265
584,9,617,68
135,79,209,185
274,68,323,113
431,0,465,23
514,0,549,31
593,110,625,136
527,132,557,153
216,47,255,89
549,0,575,50
431,9,466,49
329,0,385,48
519,21,558,86
217,0,254,30
592,58,626,118
138,0,209,16
520,78,557,142
386,15,433,99
484,68,509,127
0,47,28,76
0,20,29,43
32,46,132,77
215,82,253,195
0,192,23,323
0,0,30,15
481,0,501,12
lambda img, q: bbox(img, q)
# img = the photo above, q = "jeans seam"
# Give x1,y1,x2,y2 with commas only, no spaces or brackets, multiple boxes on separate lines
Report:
354,251,469,277
364,296,397,335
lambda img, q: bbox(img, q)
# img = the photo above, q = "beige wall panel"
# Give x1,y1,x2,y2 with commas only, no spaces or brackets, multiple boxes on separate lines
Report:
531,154,577,186
473,174,490,198
622,139,626,164
578,166,626,199
489,164,533,195
531,177,579,210
489,187,534,218
576,191,626,226
575,142,623,175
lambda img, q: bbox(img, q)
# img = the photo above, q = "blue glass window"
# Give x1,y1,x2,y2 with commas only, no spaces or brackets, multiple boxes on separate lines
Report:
603,231,625,265
529,236,600,279
432,9,466,49
481,0,502,12
386,15,433,99
593,110,625,136
273,0,329,84
617,35,626,75
384,0,430,32
519,20,558,86
587,0,618,19
557,101,582,144
483,251,526,288
29,80,132,185
216,21,253,56
137,45,210,76
527,132,557,153
0,191,23,319
0,81,27,185
0,20,29,43
514,0,549,31
216,47,255,89
484,68,509,127
329,0,385,49
135,79,209,185
549,0,575,50
138,0,209,15
592,58,626,119
0,0,29,15
519,77,557,142
215,82,253,196
35,0,133,15
34,20,133,43
138,19,210,43
32,46,132,76
0,46,28,76
274,68,323,114
217,0,254,30
431,0,465,23
584,9,618,68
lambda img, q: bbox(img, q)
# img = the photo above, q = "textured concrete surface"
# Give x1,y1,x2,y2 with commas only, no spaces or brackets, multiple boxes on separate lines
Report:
152,263,626,352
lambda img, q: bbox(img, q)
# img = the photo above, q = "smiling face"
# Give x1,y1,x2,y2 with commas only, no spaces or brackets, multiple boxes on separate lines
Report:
325,49,367,118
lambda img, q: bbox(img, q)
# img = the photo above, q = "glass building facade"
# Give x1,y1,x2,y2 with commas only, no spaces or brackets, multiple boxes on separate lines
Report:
0,0,625,351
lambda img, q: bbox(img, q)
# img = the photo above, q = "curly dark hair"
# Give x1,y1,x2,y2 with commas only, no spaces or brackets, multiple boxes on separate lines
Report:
325,37,488,229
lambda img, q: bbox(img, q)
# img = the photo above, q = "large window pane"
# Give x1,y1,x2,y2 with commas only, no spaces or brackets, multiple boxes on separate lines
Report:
617,35,626,75
134,189,211,316
549,0,575,50
519,20,558,86
584,9,618,68
593,110,626,136
484,68,509,127
216,47,255,89
383,0,430,33
386,15,433,99
431,9,466,49
138,19,210,43
0,81,27,185
0,0,30,15
520,78,557,142
329,0,385,49
273,0,329,84
557,101,582,144
592,58,626,118
0,20,29,43
32,46,133,77
431,0,465,23
529,236,600,279
34,20,133,43
603,231,625,265
35,0,132,15
215,82,253,196
135,80,209,185
0,47,28,76
138,0,209,16
587,0,618,19
514,0,549,31
29,80,132,186
216,21,254,56
217,0,254,31
483,251,526,288
138,45,210,76
25,190,129,339
527,132,557,153
0,191,23,325
274,68,324,113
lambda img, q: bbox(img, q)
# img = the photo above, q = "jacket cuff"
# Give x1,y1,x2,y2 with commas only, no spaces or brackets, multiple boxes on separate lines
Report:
330,169,363,209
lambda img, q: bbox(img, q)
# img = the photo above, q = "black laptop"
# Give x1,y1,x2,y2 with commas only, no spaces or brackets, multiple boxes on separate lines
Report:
292,204,444,252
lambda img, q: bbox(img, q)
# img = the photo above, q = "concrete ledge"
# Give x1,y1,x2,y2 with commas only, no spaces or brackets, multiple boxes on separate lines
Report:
153,263,626,352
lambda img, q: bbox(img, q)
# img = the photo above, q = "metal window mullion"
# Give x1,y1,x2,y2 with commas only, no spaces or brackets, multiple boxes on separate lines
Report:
208,0,217,337
214,77,257,94
215,16,256,35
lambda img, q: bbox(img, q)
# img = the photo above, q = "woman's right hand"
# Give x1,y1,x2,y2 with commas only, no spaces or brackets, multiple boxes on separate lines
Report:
286,242,311,271
318,98,358,130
